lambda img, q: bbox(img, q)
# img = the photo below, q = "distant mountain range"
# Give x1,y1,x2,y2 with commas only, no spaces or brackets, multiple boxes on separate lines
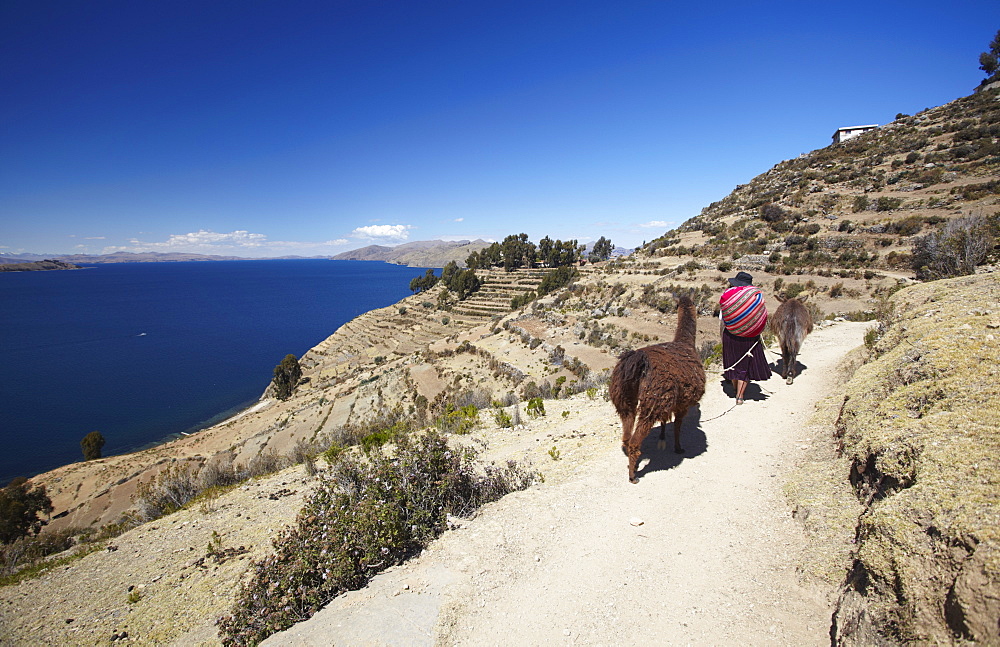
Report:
1,240,631,269
332,239,492,267
0,251,330,265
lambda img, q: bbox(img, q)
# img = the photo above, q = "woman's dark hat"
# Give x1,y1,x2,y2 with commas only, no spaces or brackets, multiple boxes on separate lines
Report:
728,271,753,287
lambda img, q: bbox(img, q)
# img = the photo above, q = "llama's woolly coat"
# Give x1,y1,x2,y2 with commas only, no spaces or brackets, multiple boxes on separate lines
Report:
609,295,706,482
770,297,813,382
610,344,706,430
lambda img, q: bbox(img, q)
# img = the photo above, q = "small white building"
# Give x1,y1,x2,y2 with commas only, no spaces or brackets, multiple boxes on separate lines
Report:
832,125,878,144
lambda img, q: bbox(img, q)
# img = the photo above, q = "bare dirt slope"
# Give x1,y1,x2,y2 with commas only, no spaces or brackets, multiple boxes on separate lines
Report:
266,321,868,647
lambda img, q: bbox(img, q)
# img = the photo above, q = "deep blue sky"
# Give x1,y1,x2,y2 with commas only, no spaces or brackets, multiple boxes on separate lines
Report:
2,1,998,256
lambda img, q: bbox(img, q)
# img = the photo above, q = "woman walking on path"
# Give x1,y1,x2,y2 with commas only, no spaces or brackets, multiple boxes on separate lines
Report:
719,271,771,404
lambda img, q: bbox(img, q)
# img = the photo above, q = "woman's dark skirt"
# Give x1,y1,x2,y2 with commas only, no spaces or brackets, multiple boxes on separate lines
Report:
722,329,771,382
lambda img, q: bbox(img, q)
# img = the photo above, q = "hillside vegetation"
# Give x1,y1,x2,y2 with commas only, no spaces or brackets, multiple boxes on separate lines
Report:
644,88,1000,285
2,88,998,645
831,273,1000,645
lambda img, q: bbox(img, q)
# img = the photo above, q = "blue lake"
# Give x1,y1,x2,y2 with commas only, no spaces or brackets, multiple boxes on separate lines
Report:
0,260,426,483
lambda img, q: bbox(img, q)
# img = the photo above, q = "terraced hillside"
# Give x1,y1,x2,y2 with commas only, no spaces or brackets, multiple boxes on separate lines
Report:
646,87,1000,281
449,268,549,319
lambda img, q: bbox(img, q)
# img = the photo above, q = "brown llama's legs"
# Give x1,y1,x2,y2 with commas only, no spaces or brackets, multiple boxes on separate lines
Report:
673,407,687,454
657,421,669,450
619,413,635,455
626,419,653,483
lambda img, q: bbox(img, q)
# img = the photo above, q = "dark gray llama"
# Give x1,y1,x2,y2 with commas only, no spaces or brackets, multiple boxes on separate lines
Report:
769,296,813,384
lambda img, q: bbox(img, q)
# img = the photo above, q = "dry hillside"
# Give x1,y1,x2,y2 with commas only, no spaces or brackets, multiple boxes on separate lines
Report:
3,88,999,645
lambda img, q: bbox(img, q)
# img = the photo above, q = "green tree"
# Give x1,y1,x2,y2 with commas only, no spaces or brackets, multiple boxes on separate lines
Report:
450,269,481,299
440,260,459,286
588,236,614,262
80,430,105,461
538,236,554,266
501,234,534,271
979,29,1000,79
409,268,438,293
0,478,52,543
272,354,302,401
479,242,502,268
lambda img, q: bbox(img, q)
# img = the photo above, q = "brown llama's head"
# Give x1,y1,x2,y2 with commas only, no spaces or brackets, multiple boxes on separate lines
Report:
673,292,698,345
776,292,810,304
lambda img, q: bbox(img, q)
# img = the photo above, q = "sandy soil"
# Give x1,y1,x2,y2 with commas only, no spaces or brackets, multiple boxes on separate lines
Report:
265,320,869,646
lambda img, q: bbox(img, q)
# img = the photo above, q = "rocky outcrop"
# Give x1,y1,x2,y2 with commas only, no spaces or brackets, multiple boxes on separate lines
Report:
0,259,80,271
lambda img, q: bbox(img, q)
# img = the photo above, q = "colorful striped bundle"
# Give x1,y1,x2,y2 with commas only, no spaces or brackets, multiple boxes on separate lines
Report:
720,286,768,337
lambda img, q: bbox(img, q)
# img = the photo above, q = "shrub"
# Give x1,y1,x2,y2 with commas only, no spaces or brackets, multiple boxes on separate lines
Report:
886,215,924,236
875,196,903,212
511,291,536,309
699,341,723,368
760,203,789,222
537,266,578,297
218,431,537,646
717,261,733,273
782,282,806,300
80,431,105,461
552,375,567,398
245,449,286,479
526,398,546,418
360,421,410,451
492,406,513,428
0,526,81,581
198,453,240,490
132,464,200,522
911,215,996,279
435,404,479,435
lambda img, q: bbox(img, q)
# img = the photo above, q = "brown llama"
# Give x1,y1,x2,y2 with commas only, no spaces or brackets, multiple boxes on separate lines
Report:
769,295,813,385
609,294,706,483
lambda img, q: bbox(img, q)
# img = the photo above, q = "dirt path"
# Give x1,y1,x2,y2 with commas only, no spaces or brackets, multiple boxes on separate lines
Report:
266,321,868,646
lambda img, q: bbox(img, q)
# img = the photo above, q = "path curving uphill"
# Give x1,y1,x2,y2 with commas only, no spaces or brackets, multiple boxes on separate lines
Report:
267,321,869,646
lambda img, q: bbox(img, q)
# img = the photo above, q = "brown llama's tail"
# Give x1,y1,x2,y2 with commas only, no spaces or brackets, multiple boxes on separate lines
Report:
609,349,647,416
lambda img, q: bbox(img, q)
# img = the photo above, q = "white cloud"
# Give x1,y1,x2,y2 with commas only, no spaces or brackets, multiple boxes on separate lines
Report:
84,236,106,240
350,224,412,242
454,217,464,222
101,229,355,257
639,220,670,228
166,230,268,248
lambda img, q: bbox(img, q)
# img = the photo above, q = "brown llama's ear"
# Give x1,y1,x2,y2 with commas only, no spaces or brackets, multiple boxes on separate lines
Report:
775,293,787,303
797,293,810,303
